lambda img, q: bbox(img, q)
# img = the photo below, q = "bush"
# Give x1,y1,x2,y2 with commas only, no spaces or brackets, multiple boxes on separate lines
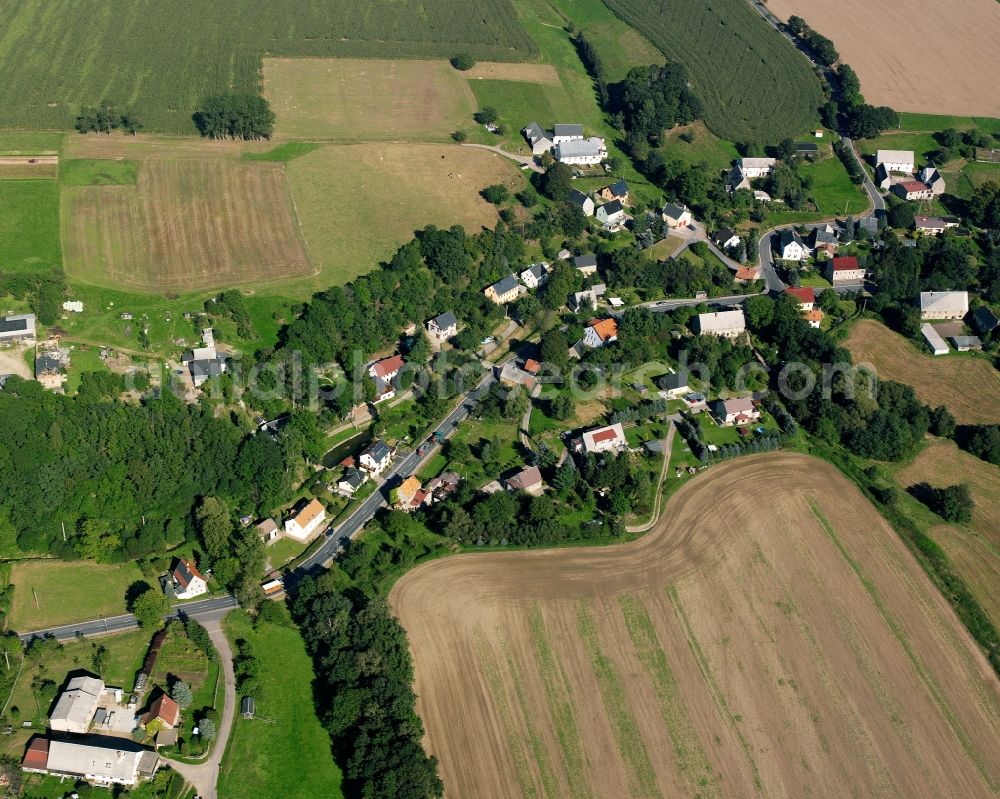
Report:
193,94,275,140
451,130,467,142
450,53,476,71
481,184,509,204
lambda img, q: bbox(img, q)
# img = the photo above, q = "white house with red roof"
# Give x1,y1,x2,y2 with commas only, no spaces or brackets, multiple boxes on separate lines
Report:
711,397,761,426
284,498,326,542
369,354,405,402
576,423,627,455
825,256,865,283
785,286,815,311
171,558,207,600
891,180,933,201
583,317,618,349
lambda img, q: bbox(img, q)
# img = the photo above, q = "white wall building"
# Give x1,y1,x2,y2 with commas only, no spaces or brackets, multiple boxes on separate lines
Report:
919,291,968,320
554,137,607,165
579,423,627,455
694,310,746,339
49,677,105,734
551,123,584,144
284,498,326,542
876,149,915,173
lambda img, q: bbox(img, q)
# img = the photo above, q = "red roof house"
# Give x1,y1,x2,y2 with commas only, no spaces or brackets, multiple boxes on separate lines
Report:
22,737,48,771
371,355,404,379
143,691,180,729
831,256,860,271
785,286,815,305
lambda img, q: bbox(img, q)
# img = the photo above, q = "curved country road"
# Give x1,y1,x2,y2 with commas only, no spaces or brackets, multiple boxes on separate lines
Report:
165,620,237,799
459,142,544,173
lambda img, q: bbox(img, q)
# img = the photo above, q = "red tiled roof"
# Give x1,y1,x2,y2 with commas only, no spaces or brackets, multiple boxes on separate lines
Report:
372,355,404,378
340,456,355,467
593,428,620,443
173,558,205,589
735,267,759,281
785,286,815,304
831,256,860,271
22,737,48,770
588,318,618,341
803,309,824,321
899,180,926,192
523,359,541,374
146,692,180,728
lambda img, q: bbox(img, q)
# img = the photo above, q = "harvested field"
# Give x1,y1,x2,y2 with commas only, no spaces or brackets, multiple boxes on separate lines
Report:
64,134,270,161
846,320,1000,424
263,58,475,141
766,0,1000,117
286,143,521,288
896,437,1000,624
391,453,1000,798
62,158,312,292
462,61,561,84
0,155,58,180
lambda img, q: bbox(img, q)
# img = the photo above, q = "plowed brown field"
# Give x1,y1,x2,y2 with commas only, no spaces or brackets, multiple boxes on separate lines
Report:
845,320,1000,424
766,0,1000,117
391,453,1000,798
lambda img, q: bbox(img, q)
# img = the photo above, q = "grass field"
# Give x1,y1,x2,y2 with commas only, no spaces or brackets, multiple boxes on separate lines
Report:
286,142,520,289
0,0,534,133
218,611,343,799
895,437,1000,626
657,122,741,173
800,153,869,215
8,559,146,632
551,0,663,82
59,158,138,187
845,320,1000,424
0,180,61,273
391,453,1000,797
62,157,313,292
600,0,824,143
264,58,475,141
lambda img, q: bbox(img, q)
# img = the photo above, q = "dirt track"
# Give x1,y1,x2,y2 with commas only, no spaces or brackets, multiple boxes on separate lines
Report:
766,0,1000,117
391,453,1000,798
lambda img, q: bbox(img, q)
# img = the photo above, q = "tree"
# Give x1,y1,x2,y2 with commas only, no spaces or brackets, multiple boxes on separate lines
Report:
171,679,193,709
196,496,232,562
92,645,110,677
846,104,899,139
540,162,573,202
481,184,510,204
451,130,467,142
193,94,275,140
743,295,775,330
887,201,915,230
130,588,168,630
473,106,498,125
969,181,1000,233
786,15,808,35
199,717,217,741
539,329,569,371
450,53,475,71
929,405,956,438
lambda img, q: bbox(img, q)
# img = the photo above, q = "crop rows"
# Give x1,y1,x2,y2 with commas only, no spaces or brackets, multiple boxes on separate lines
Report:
0,0,535,133
602,0,824,143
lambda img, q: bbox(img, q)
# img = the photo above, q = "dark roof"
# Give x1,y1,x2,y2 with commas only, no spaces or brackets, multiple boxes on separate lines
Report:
35,354,63,374
658,372,689,390
662,202,687,218
172,558,204,589
813,229,838,245
779,229,805,248
857,216,879,233
431,310,457,329
362,439,392,463
568,188,591,207
609,179,628,197
241,696,255,715
190,358,225,379
0,316,29,334
794,142,819,152
341,468,365,489
523,122,548,141
572,254,597,268
973,306,999,333
601,199,625,216
712,228,737,245
524,263,546,279
489,274,520,296
553,123,584,138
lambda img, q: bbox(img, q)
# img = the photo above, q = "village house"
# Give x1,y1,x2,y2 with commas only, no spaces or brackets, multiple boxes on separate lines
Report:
875,162,892,191
551,123,584,143
694,309,746,339
484,274,523,305
892,180,934,201
568,188,595,217
661,202,692,228
180,327,227,389
583,317,618,349
0,313,37,345
572,254,598,277
520,262,551,289
657,372,691,398
875,149,915,173
596,199,627,229
951,335,983,352
919,291,968,320
711,228,740,250
735,266,760,283
395,476,426,512
369,354,405,402
596,179,628,204
426,311,458,343
785,286,815,311
522,122,553,155
921,323,949,355
826,255,865,284
729,157,775,191
778,229,810,261
504,465,545,496
554,137,607,165
142,691,180,730
336,466,367,496
575,422,627,455
284,498,326,542
914,215,960,235
569,283,606,313
496,360,537,390
360,439,394,475
35,352,67,391
919,166,946,195
811,224,839,254
682,392,708,412
23,736,157,787
803,309,825,328
424,471,461,503
49,676,104,734
255,518,279,544
972,306,999,335
171,558,208,599
711,397,761,426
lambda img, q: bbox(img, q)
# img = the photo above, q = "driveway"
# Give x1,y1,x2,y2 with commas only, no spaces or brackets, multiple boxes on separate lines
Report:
166,619,236,799
460,143,543,173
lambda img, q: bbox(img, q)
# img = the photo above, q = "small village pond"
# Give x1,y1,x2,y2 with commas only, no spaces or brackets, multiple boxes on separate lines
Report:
321,429,372,468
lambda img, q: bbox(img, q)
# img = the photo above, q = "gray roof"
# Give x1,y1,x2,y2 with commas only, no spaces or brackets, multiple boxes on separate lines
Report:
524,263,546,280
780,228,805,248
601,199,625,216
662,202,687,219
572,254,597,268
972,306,999,333
658,372,690,390
609,179,628,197
858,216,879,233
794,142,819,152
523,122,548,142
489,274,520,297
553,123,584,138
362,439,392,463
951,336,983,348
712,228,737,246
35,354,63,374
45,735,149,783
340,467,365,489
0,313,34,335
813,229,838,245
431,310,457,329
556,138,604,158
190,358,225,379
568,188,591,208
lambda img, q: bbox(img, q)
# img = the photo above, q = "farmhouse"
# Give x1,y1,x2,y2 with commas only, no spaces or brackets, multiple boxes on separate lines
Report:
551,123,584,143
661,202,692,228
50,676,104,734
729,157,775,191
711,397,761,426
803,309,825,328
576,423,627,455
785,286,815,310
337,466,367,496
23,736,156,787
522,122,553,155
395,476,425,512
735,267,759,283
951,335,983,352
360,439,394,475
284,498,326,542
914,215,960,235
921,324,949,355
497,361,537,390
596,180,628,204
811,224,839,253
568,188,595,217
425,471,461,503
426,311,458,343
876,149,915,173
657,372,691,398
875,162,891,191
171,558,208,599
554,137,607,165
919,166,946,195
35,353,67,391
694,309,746,339
569,284,606,312
826,256,865,283
256,518,279,544
504,465,544,496
369,354,404,402
0,313,36,344
142,691,180,729
712,228,740,250
181,329,227,389
595,199,627,229
520,263,550,289
484,274,523,305
972,306,999,334
572,254,598,277
892,180,933,201
778,229,810,261
920,291,968,320
583,318,618,349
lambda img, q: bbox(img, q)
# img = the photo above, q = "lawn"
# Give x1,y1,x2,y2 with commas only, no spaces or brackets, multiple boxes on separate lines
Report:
0,132,64,155
417,453,448,479
8,559,147,632
264,58,475,141
59,158,138,187
657,122,742,173
0,180,61,273
65,344,111,394
800,155,869,216
555,0,663,82
286,142,520,291
470,79,578,135
645,235,686,260
266,537,308,569
218,611,343,799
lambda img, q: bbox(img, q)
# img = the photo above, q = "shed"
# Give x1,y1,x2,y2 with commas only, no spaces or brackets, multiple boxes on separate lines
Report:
920,324,949,355
241,696,255,719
